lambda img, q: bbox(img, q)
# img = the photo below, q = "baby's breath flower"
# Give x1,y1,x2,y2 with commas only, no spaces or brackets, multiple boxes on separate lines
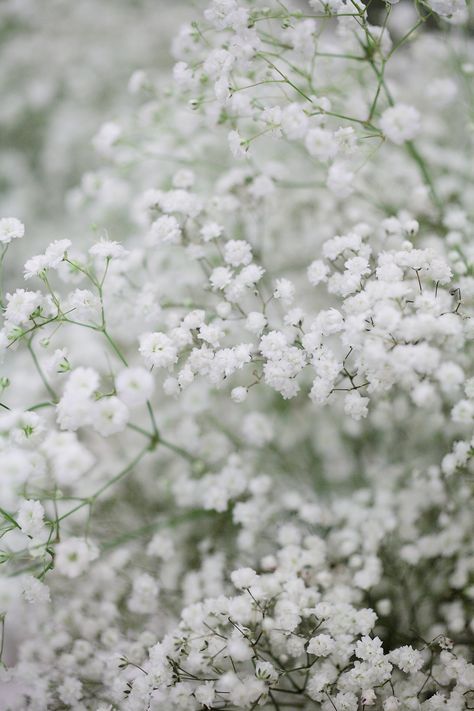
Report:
0,217,24,244
380,104,421,145
3,1,474,708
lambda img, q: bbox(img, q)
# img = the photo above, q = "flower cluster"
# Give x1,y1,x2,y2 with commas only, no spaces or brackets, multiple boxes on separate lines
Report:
1,0,474,709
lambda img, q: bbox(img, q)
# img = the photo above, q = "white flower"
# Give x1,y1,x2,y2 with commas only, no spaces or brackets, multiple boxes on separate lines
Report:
24,239,71,279
44,348,70,376
66,288,100,320
245,311,267,334
224,240,252,267
0,217,24,244
204,0,248,30
231,386,247,403
389,645,424,673
0,409,45,444
89,239,127,259
139,332,178,368
157,189,203,217
115,367,154,407
230,567,259,589
21,575,50,604
200,222,223,242
327,161,354,197
361,689,377,705
128,573,159,614
242,412,273,446
55,538,99,578
4,289,45,325
64,367,99,398
228,130,248,159
273,278,295,304
148,215,182,245
255,661,278,683
355,636,384,661
210,266,233,290
58,677,83,706
226,633,253,661
315,308,344,336
128,69,148,94
23,255,50,280
307,634,336,657
308,259,330,286
344,391,369,420
281,103,309,140
195,683,216,706
451,398,474,424
305,127,338,161
147,531,175,560
199,322,225,347
380,104,421,144
17,499,45,538
238,264,265,286
428,0,466,18
92,121,121,155
91,396,129,436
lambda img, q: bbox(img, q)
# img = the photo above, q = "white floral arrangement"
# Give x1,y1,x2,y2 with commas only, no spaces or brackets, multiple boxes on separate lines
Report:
1,0,474,709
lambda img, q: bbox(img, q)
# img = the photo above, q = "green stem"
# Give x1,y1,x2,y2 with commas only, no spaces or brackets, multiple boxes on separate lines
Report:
257,54,314,104
146,400,160,440
0,245,8,310
102,329,128,367
27,338,58,402
158,436,198,463
58,445,149,521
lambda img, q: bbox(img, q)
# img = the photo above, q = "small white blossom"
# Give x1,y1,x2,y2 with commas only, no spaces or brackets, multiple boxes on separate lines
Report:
55,538,99,578
17,499,45,538
139,332,178,368
380,104,421,144
115,367,154,407
0,217,24,244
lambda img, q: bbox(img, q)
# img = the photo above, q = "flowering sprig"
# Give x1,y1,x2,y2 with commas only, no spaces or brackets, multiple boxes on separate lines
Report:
1,0,474,709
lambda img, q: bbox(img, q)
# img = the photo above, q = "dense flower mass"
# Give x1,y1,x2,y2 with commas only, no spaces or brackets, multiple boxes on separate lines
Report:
1,0,474,709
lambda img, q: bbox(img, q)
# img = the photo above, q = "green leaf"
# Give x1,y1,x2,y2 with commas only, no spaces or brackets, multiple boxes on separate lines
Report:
0,507,20,530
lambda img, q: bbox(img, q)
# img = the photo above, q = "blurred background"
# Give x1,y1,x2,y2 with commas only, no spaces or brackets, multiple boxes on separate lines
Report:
0,0,188,258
